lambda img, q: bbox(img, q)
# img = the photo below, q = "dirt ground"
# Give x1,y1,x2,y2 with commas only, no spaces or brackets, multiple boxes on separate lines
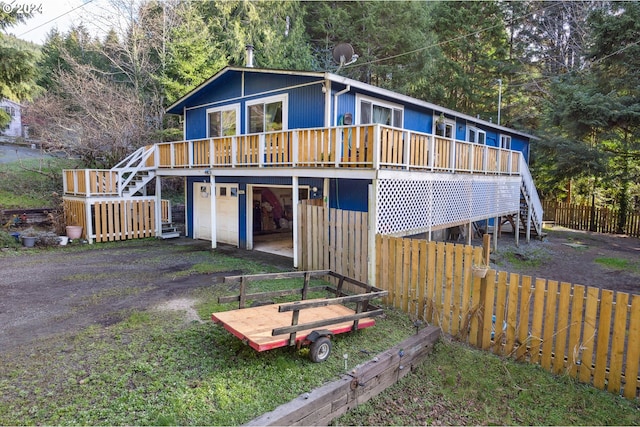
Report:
1,228,639,353
0,238,292,352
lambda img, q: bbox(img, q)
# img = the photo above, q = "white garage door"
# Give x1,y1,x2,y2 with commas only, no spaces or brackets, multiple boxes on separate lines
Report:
193,183,239,245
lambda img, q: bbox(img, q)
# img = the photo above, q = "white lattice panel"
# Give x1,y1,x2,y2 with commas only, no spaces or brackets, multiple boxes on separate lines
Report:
376,175,520,235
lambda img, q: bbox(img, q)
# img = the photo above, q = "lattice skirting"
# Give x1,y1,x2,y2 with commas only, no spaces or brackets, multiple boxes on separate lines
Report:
376,174,521,236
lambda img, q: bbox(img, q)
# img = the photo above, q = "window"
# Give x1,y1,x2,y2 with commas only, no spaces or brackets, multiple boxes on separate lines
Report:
500,135,511,149
247,95,287,133
357,95,403,127
467,127,486,145
435,114,455,138
207,104,239,138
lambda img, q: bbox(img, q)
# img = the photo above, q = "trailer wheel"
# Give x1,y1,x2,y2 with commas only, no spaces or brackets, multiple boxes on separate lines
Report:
309,336,332,363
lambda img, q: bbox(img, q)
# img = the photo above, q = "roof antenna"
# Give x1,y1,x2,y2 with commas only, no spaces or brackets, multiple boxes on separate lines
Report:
332,43,358,72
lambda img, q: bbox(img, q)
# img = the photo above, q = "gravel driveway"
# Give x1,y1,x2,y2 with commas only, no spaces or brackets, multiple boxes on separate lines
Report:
0,238,291,351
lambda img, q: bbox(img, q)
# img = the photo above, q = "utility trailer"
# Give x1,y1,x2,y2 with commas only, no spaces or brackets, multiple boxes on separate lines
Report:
211,270,387,362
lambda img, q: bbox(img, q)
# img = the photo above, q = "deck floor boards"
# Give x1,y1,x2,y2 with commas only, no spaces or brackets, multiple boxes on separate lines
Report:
212,299,375,351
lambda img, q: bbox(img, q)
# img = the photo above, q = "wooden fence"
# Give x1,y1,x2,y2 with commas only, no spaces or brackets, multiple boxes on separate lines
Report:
296,205,640,399
64,198,159,242
543,200,640,237
297,203,368,284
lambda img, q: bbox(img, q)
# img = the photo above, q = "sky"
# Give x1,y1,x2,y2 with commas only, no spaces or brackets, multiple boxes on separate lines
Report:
7,0,111,45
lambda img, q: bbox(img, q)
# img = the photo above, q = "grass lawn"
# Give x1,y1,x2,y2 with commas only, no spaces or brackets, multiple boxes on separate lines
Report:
335,338,640,426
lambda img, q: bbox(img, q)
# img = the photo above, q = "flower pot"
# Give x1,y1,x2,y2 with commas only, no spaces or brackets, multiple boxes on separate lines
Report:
66,225,83,239
22,236,37,248
59,236,69,246
472,265,488,278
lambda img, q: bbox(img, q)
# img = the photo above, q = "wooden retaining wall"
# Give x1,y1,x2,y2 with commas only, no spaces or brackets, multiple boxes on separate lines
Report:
245,325,440,426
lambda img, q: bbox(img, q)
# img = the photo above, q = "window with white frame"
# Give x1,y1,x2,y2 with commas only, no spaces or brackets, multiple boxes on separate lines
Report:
500,135,512,149
467,127,486,145
247,95,287,133
434,115,455,138
207,104,240,137
357,95,403,127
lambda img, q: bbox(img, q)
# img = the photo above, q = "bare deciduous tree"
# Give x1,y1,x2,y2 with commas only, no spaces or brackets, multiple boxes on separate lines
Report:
26,55,155,168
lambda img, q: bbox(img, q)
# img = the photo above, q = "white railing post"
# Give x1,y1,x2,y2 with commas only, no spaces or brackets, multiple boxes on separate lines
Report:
209,138,214,167
85,199,93,244
497,147,502,175
335,128,342,168
259,134,265,167
188,140,194,168
170,142,176,168
373,125,381,170
483,145,488,174
450,138,456,172
231,136,237,168
469,143,474,173
84,169,90,196
292,131,299,168
403,130,411,170
428,136,435,171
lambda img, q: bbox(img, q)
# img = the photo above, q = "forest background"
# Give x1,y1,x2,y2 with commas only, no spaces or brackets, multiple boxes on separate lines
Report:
1,0,639,228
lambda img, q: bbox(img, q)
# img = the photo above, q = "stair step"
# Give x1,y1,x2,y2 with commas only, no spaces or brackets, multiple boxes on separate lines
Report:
160,232,180,239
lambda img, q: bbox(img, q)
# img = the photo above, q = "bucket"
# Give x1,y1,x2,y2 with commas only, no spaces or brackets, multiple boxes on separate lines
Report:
66,225,83,239
59,236,69,246
22,236,37,248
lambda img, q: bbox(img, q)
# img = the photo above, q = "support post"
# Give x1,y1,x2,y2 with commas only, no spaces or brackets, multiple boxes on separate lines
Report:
210,175,217,249
292,176,299,268
515,210,520,247
368,181,377,288
155,175,162,238
493,216,498,252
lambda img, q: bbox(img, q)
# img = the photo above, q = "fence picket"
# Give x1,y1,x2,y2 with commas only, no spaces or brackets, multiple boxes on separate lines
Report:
553,282,572,375
530,279,546,364
516,276,533,361
594,290,614,390
624,295,640,399
608,292,629,393
579,287,599,384
568,285,586,377
542,280,559,370
505,273,520,356
493,271,508,355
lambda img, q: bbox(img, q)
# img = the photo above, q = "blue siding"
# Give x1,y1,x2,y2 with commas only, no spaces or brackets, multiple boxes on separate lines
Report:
244,74,320,96
185,73,243,110
404,107,432,133
185,109,207,140
329,179,369,212
288,85,326,129
178,69,532,161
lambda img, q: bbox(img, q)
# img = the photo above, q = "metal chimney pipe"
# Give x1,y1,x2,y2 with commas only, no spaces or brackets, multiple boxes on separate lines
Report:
245,44,254,68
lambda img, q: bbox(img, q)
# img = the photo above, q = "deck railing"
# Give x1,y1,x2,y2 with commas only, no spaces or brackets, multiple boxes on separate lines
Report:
154,124,522,175
63,124,524,196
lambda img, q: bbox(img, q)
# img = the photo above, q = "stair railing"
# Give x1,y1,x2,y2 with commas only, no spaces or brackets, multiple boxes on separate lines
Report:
519,155,543,236
112,145,157,197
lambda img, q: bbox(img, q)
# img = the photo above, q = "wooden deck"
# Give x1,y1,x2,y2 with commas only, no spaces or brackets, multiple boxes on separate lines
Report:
211,298,376,352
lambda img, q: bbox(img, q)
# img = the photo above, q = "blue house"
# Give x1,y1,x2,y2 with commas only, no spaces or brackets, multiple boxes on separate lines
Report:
62,65,542,273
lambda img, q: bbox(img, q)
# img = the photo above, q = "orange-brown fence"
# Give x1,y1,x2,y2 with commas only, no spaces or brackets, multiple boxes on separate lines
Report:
64,198,167,242
377,234,640,400
296,204,640,400
92,199,156,242
543,200,640,237
297,203,368,284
